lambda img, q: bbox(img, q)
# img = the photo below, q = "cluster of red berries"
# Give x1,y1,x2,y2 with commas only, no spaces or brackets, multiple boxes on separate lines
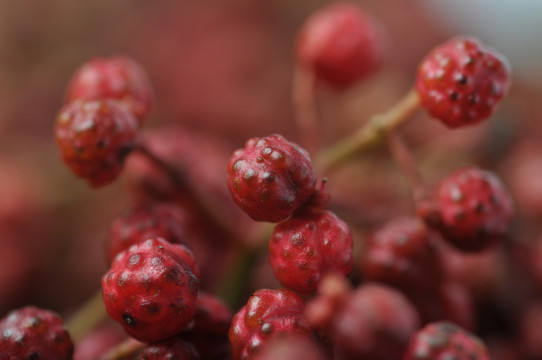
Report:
3,1,521,360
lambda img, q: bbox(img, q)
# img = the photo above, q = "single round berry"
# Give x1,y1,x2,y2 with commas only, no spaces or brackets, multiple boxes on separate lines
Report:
269,209,353,294
360,216,442,291
403,321,490,360
66,56,153,123
102,238,199,343
296,2,385,89
227,134,316,222
106,201,192,264
54,99,139,187
333,284,420,360
0,306,73,360
139,337,200,360
416,37,510,128
433,166,514,252
229,288,311,360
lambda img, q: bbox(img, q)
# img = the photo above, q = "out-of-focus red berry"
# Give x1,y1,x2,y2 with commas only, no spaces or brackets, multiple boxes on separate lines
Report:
416,37,510,128
227,134,316,223
139,337,200,360
66,56,153,123
296,2,385,89
253,336,328,360
269,209,353,294
54,99,139,187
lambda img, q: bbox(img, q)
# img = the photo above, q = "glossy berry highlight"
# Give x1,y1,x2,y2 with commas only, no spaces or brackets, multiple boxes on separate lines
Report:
432,166,514,252
269,209,353,294
228,134,316,222
416,37,510,128
0,306,73,360
102,238,199,343
66,56,153,123
54,99,139,187
296,2,385,89
229,288,311,360
403,321,490,360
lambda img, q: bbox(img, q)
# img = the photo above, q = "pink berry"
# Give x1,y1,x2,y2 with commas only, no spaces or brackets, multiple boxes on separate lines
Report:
253,336,328,360
66,56,153,123
229,288,311,360
416,37,510,128
296,2,385,89
139,337,200,360
403,321,490,360
359,216,442,291
102,238,199,343
106,201,192,264
227,134,316,222
333,284,420,360
0,306,73,360
269,209,353,294
54,99,139,187
433,166,514,252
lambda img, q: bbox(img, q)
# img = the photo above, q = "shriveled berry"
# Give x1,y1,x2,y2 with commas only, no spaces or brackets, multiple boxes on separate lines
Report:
360,216,442,291
416,37,510,128
102,238,199,343
66,56,153,123
269,209,353,294
139,337,200,360
432,166,514,252
54,99,138,187
106,201,192,264
0,306,73,360
227,134,316,222
229,288,311,360
333,284,420,360
403,321,490,360
296,2,385,89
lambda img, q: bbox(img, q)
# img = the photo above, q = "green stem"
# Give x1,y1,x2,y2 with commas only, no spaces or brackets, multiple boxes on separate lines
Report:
293,66,320,155
99,338,144,360
66,289,107,342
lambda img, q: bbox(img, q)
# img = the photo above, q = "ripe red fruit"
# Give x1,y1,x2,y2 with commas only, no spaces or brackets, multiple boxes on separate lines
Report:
229,288,311,360
416,37,510,128
139,337,200,360
106,201,192,264
66,56,153,123
102,238,199,343
359,216,442,291
403,321,490,360
269,209,353,294
227,134,316,222
296,2,385,89
333,284,420,360
432,166,514,252
0,306,73,360
54,99,139,187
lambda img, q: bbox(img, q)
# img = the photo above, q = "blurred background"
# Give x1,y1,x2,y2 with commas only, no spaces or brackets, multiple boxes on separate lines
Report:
1,0,542,344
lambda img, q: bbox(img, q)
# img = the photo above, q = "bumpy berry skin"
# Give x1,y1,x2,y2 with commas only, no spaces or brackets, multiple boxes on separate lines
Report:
416,37,510,128
227,134,316,222
296,2,384,89
0,306,73,360
433,166,514,252
66,56,153,122
106,202,192,264
360,217,442,291
403,321,490,360
269,209,353,294
102,238,199,343
54,99,139,187
333,284,420,360
229,289,311,360
139,337,200,360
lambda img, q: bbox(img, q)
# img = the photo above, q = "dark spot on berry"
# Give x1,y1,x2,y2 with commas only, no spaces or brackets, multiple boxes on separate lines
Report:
449,92,459,101
29,353,39,360
455,73,468,85
257,156,263,162
261,322,273,335
96,139,107,149
454,211,466,221
142,302,160,315
262,172,275,183
165,268,181,284
122,313,136,327
474,202,485,213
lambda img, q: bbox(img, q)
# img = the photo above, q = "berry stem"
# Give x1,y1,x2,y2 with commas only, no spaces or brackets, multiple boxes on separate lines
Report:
134,142,244,244
99,338,144,360
66,289,107,342
292,66,320,154
316,88,420,172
